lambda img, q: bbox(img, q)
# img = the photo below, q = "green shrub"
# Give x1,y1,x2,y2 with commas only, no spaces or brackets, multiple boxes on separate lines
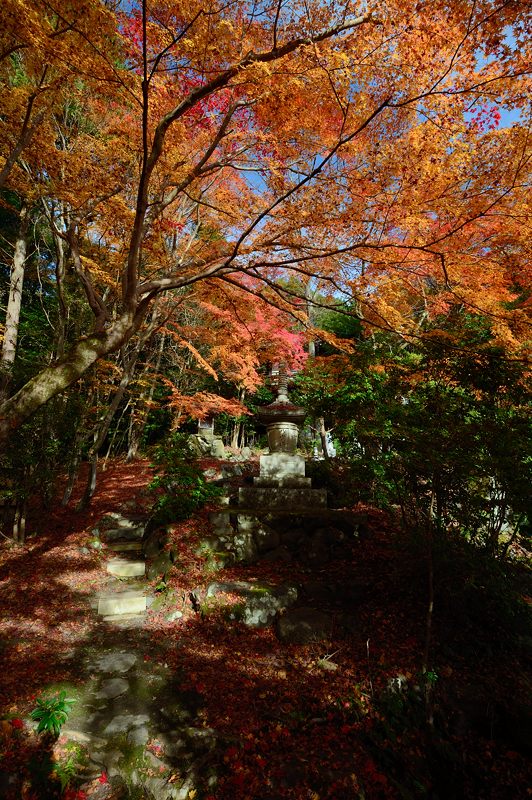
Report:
30,691,75,737
148,432,222,523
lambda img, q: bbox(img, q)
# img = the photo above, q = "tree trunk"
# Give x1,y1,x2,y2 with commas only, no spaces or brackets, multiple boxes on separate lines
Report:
13,498,27,545
0,310,141,446
230,388,246,449
126,331,166,461
230,419,242,449
61,430,85,506
51,217,68,359
318,416,331,460
0,205,29,401
126,406,142,462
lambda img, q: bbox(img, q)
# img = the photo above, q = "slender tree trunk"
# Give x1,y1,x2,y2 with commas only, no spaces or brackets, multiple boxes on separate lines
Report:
61,430,85,506
126,405,142,462
51,217,68,359
230,388,246,449
127,332,166,460
13,498,27,544
0,205,29,401
104,399,132,467
230,419,242,449
78,348,140,509
318,416,331,460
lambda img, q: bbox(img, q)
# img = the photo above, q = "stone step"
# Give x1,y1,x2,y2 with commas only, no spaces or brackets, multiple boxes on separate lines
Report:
98,591,147,616
106,558,145,578
106,541,143,552
101,526,145,543
101,513,146,528
101,613,146,626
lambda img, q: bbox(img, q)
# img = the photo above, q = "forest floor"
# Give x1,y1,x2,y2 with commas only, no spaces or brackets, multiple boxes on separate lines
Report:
0,457,530,800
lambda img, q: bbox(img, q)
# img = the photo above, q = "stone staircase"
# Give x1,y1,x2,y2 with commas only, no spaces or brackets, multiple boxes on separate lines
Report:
92,513,150,626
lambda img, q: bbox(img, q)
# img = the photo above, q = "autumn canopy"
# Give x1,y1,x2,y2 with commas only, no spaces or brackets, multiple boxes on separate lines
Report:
0,0,530,440
0,6,531,797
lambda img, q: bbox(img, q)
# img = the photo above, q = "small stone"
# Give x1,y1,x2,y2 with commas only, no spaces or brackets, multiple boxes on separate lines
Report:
209,511,231,530
222,464,243,478
99,750,123,770
242,584,298,628
102,513,145,529
88,750,106,765
254,524,280,554
203,467,223,480
210,438,225,458
145,751,167,771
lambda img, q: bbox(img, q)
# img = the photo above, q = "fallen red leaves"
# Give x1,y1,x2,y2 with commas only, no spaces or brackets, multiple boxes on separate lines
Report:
1,458,530,799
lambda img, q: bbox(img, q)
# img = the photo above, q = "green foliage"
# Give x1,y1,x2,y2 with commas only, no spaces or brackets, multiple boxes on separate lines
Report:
139,382,173,445
54,743,86,792
0,391,86,518
148,432,222,523
424,670,438,685
297,320,531,557
313,303,363,355
30,691,75,738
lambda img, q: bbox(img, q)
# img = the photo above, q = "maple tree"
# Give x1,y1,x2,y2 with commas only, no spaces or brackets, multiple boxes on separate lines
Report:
0,0,530,444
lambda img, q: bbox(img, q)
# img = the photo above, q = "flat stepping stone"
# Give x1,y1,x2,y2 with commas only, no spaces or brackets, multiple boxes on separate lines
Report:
106,558,145,578
94,678,129,699
103,713,150,736
89,650,138,673
106,541,143,552
98,591,147,616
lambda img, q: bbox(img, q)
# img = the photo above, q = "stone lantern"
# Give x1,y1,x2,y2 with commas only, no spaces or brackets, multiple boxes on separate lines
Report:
257,366,306,455
238,364,327,510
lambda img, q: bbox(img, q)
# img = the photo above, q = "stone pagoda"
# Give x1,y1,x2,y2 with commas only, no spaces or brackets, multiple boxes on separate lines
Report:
238,367,326,511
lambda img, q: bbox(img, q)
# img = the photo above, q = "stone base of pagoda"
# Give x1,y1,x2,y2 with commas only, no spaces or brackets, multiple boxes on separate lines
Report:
256,453,307,481
238,486,327,511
